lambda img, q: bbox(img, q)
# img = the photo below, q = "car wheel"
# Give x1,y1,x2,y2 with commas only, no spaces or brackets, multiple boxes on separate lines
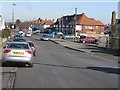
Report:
33,52,36,57
26,63,33,67
29,63,33,67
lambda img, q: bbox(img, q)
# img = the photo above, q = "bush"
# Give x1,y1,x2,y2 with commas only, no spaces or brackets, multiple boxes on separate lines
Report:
2,29,11,38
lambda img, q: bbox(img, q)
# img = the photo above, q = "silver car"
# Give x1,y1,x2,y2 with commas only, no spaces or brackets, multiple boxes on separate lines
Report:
40,34,49,41
2,42,34,67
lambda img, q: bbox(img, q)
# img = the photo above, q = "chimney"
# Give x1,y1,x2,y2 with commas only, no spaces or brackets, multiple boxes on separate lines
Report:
111,11,116,25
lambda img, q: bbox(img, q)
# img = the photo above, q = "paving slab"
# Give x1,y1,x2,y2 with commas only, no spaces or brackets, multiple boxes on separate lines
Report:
0,67,17,73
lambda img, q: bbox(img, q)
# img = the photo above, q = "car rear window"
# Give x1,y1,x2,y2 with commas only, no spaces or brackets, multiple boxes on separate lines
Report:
14,39,26,42
7,43,29,49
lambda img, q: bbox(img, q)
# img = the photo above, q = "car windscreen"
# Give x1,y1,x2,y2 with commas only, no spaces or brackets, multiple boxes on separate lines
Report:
27,33,31,34
7,43,29,49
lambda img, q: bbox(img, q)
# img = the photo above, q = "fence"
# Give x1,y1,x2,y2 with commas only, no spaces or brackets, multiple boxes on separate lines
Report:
98,35,120,50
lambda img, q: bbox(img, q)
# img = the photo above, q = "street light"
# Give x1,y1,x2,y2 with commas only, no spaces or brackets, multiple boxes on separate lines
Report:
73,8,77,41
12,3,16,24
11,3,16,36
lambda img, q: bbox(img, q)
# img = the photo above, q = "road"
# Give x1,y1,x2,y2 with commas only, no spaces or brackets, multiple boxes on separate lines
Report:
13,34,119,88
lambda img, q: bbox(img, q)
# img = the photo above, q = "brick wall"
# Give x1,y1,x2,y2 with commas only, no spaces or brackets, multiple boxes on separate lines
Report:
82,25,104,34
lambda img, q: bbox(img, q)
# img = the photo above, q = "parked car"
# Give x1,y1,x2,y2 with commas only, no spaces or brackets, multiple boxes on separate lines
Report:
104,29,111,34
2,42,34,67
18,31,25,36
40,34,49,41
80,37,97,44
62,34,75,39
27,41,36,56
14,34,23,39
25,32,32,37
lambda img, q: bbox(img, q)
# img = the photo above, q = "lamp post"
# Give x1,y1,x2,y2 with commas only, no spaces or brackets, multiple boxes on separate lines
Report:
61,15,63,33
12,3,16,36
12,3,16,24
73,8,77,41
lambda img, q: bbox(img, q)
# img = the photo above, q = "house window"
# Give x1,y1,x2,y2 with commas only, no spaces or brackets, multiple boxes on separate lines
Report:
56,25,58,28
69,25,71,27
64,25,66,28
66,25,69,28
96,26,98,29
85,26,93,29
66,17,68,20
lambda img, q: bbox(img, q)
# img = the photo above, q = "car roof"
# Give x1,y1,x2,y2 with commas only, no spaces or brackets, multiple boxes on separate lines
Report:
7,42,28,44
27,41,33,44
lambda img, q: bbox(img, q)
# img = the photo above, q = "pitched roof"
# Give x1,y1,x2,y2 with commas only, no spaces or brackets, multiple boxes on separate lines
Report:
77,14,104,26
54,14,82,25
44,20,54,25
54,13,104,26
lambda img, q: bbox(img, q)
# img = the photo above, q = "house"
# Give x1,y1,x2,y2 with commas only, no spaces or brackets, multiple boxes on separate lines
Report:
54,13,104,38
41,19,54,29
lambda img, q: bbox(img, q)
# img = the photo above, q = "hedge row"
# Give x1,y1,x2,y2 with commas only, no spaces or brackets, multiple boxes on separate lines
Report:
0,29,11,38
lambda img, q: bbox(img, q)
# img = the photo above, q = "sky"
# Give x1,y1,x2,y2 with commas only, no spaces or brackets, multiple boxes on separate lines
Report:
0,0,119,24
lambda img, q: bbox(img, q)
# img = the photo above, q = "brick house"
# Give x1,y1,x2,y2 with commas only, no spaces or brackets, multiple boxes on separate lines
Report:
54,13,104,38
41,20,54,29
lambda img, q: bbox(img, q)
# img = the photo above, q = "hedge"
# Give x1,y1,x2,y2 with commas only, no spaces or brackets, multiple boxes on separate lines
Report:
1,29,11,38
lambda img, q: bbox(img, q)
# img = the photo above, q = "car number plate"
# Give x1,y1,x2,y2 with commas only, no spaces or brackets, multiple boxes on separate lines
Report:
12,52,23,55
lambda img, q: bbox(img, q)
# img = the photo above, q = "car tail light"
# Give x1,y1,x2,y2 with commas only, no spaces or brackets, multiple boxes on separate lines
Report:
30,46,34,48
30,46,35,50
25,50,32,54
4,49,11,53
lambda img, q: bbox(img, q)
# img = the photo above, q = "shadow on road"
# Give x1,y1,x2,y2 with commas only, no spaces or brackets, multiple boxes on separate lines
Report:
2,62,30,68
34,62,85,69
87,66,120,75
34,63,120,75
81,46,120,56
35,39,40,41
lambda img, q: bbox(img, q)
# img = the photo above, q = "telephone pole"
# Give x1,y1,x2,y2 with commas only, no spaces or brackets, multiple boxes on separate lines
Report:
11,3,16,36
12,3,16,24
74,8,77,41
61,15,63,33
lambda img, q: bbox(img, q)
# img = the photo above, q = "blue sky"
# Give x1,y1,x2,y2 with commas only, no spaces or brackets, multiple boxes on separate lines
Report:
1,0,119,24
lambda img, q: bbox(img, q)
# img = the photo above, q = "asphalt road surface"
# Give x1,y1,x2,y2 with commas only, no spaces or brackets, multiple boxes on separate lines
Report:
14,34,118,88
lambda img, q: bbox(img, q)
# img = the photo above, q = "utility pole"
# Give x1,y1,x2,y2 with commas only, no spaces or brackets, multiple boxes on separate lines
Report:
74,8,77,41
61,15,63,33
12,3,16,24
12,3,16,36
58,18,60,32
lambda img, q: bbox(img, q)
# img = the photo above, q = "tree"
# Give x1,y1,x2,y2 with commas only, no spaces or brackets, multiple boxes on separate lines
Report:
16,19,21,25
38,18,42,21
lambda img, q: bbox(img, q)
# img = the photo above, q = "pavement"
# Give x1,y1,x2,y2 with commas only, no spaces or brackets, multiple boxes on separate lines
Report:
50,38,119,62
0,37,17,90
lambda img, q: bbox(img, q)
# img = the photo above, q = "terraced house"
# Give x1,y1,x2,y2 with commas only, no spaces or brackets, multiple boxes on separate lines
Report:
54,13,105,38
